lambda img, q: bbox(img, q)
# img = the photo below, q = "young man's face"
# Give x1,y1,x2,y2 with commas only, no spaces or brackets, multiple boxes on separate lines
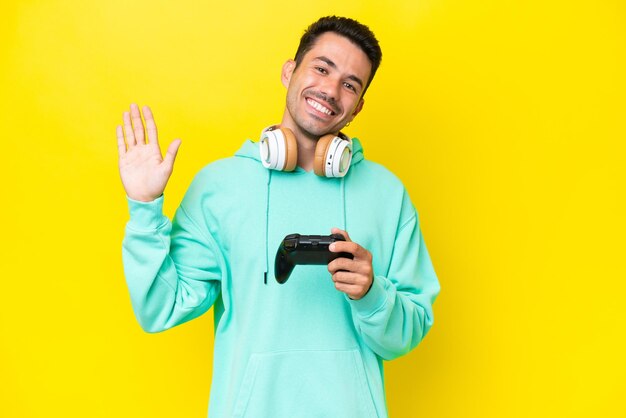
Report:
281,32,372,138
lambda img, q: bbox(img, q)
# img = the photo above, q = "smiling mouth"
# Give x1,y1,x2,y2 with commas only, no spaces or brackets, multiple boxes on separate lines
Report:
306,98,336,116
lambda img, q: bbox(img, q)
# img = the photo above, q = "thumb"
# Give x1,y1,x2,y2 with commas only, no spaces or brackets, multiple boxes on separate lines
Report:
163,138,182,167
331,227,351,242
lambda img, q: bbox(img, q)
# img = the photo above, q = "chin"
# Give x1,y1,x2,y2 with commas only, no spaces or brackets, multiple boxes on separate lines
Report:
299,117,343,137
295,121,330,138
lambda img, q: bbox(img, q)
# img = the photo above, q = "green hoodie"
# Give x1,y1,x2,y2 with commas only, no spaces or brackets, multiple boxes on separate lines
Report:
122,137,440,418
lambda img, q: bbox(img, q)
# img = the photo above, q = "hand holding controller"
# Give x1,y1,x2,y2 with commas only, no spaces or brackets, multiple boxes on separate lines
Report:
275,233,354,284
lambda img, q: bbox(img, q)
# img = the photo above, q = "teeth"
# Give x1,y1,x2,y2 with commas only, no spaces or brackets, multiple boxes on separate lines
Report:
307,98,333,115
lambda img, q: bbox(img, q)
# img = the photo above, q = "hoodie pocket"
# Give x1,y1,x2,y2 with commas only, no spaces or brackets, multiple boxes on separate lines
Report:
233,349,379,418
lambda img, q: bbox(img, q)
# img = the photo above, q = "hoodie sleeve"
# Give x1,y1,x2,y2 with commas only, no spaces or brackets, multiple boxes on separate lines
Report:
122,195,224,333
348,197,440,360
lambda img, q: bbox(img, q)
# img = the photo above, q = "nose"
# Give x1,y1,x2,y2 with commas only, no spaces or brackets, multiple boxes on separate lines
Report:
319,76,342,102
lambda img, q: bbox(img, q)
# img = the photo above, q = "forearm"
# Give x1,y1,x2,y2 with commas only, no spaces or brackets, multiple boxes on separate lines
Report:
348,217,440,360
349,275,436,360
122,196,222,333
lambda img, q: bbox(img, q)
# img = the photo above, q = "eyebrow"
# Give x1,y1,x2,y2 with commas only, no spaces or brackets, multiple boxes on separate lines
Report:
314,56,364,89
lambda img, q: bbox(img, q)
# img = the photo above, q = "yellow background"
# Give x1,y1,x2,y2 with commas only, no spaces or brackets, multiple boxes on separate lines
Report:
1,0,624,417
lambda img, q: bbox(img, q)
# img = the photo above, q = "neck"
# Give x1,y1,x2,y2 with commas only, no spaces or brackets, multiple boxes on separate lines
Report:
279,118,324,172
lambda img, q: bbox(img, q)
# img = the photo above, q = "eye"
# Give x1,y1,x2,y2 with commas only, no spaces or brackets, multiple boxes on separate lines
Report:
343,82,356,92
315,66,328,74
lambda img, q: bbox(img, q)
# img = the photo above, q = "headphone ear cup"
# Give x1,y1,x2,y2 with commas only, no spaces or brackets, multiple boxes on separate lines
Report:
313,134,335,177
281,128,298,172
260,126,298,171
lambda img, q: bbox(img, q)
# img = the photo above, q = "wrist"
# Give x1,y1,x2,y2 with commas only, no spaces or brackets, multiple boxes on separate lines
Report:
126,195,167,230
348,276,387,315
127,193,162,203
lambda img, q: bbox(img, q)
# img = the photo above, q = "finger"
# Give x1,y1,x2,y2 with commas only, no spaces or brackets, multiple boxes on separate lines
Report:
333,281,361,297
331,227,352,242
330,240,366,259
328,257,357,274
130,103,145,144
163,138,182,168
333,274,373,299
123,111,136,146
116,125,126,156
330,258,373,280
331,271,361,285
142,105,159,145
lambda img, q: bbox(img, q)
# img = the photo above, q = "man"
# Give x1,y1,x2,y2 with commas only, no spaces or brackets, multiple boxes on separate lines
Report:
116,16,439,418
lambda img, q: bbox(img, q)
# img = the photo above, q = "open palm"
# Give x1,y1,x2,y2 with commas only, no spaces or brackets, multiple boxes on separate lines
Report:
116,104,181,202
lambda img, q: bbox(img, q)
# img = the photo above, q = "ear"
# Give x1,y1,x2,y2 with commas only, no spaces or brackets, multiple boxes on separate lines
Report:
281,60,296,88
349,98,365,122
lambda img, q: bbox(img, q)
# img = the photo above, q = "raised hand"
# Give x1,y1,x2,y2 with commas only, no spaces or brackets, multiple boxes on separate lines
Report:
116,104,181,202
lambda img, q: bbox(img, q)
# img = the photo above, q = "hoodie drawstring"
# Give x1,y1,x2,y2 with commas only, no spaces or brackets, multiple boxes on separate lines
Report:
341,176,347,231
264,169,272,284
264,163,350,284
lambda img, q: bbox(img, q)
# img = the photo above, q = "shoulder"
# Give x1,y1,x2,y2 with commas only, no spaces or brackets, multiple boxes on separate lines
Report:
347,159,417,225
348,159,406,193
192,155,263,187
194,155,261,182
182,156,264,204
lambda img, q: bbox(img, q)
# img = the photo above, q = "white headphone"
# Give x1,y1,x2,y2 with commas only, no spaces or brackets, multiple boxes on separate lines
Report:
259,126,353,177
